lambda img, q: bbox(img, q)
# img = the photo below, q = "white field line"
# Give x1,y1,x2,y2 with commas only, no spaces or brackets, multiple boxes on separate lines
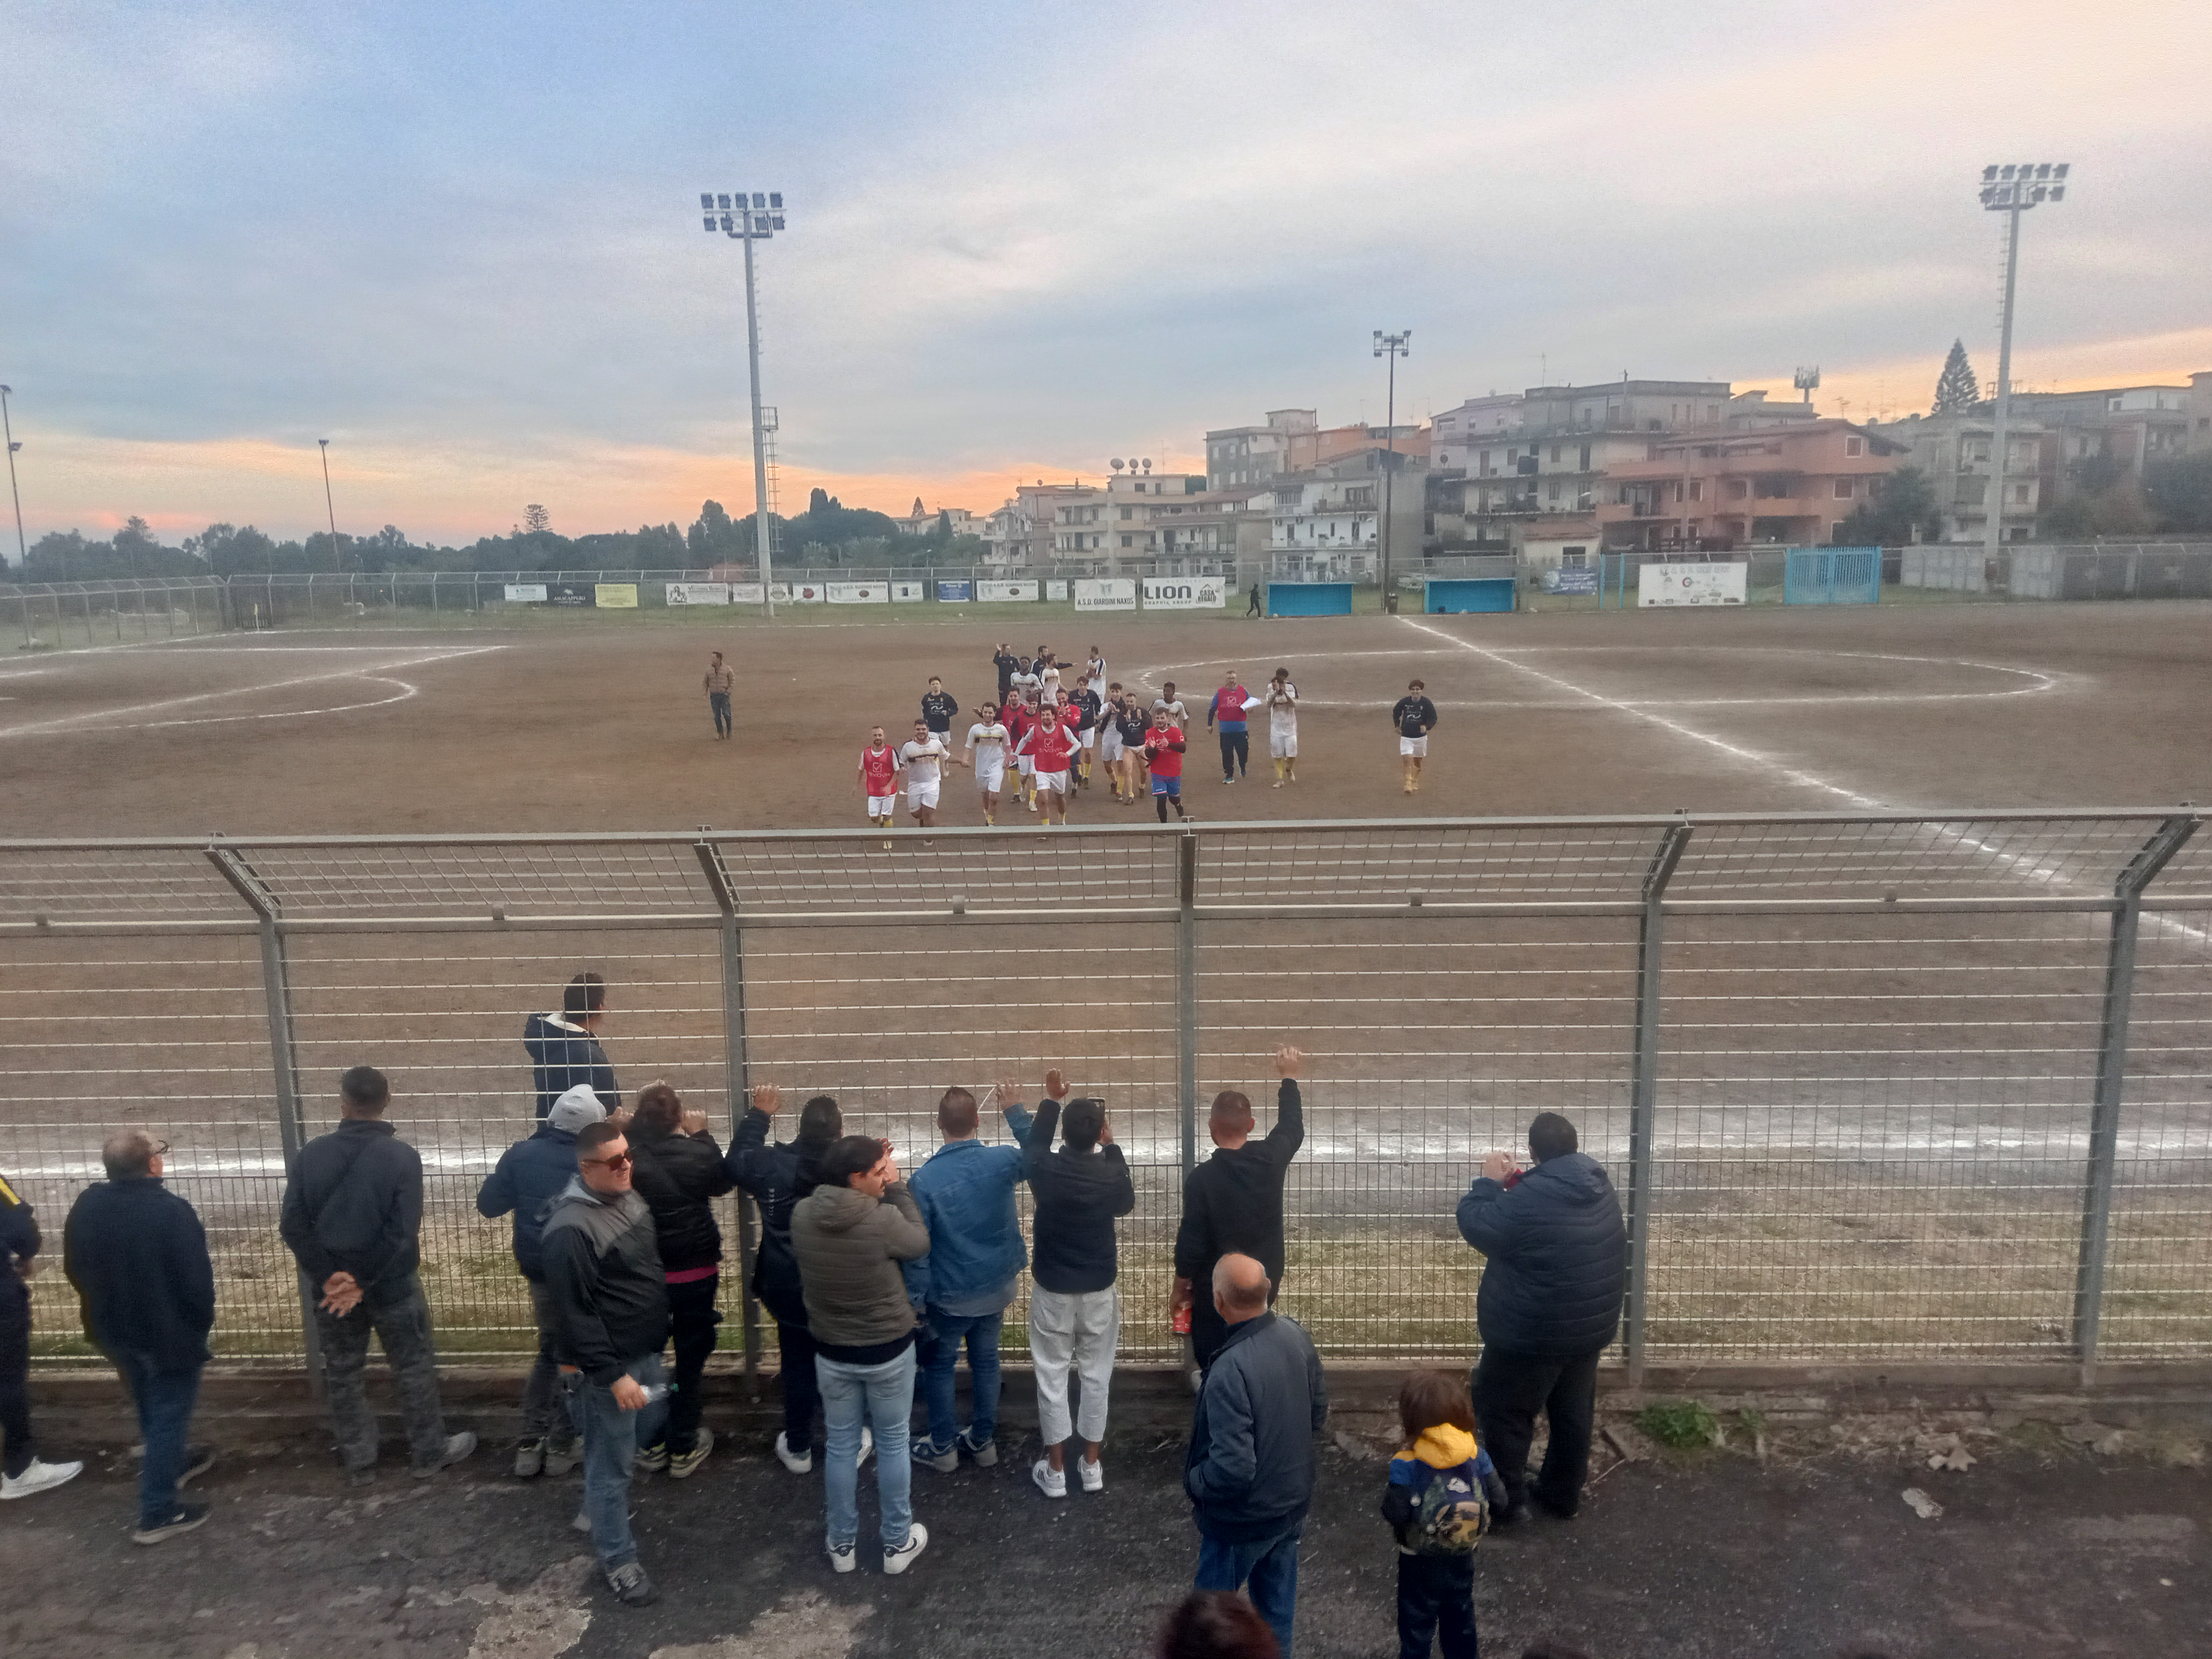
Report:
0,646,502,740
138,675,422,729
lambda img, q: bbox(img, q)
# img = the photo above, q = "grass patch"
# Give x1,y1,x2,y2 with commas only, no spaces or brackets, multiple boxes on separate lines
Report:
1637,1400,1720,1449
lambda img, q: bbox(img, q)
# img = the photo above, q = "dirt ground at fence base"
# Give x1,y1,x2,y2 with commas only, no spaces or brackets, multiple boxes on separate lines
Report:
2,1401,2205,1659
4,600,2211,836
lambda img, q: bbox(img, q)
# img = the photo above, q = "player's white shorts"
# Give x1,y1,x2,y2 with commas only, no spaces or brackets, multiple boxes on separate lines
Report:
1079,727,1095,749
1036,768,1070,796
1400,735,1428,758
975,759,1006,794
867,794,898,818
1270,729,1298,759
1016,755,1035,776
1101,731,1124,764
907,781,941,810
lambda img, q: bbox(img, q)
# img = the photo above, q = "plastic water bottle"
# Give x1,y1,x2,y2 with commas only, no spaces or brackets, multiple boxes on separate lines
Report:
638,1383,670,1404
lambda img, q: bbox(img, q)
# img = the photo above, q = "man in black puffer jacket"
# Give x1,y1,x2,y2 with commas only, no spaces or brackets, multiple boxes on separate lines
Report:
1455,1111,1626,1523
625,1082,734,1477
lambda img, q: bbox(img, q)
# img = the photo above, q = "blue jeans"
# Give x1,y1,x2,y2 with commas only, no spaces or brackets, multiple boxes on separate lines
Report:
918,1307,1001,1450
1195,1523,1303,1657
709,691,732,736
575,1354,668,1571
115,1351,204,1531
817,1345,915,1551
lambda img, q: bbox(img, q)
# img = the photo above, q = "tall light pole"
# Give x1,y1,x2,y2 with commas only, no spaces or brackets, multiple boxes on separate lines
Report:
1372,330,1410,610
0,384,26,570
317,438,339,570
1979,162,2068,561
699,190,787,617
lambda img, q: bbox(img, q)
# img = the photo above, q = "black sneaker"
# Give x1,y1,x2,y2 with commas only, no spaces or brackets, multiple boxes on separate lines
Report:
177,1446,216,1489
131,1502,211,1546
606,1561,659,1606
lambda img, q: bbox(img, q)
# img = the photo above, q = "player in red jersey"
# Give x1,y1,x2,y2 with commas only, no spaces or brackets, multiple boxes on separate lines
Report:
1143,708,1187,824
1004,694,1038,813
1018,700,1082,826
857,726,902,833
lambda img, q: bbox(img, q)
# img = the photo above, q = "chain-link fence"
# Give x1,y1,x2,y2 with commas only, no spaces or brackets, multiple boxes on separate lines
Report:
3,813,2207,1379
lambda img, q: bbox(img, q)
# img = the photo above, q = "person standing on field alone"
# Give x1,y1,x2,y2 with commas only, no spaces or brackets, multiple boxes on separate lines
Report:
1173,1047,1305,1377
703,650,735,739
1392,680,1439,795
1455,1112,1626,1526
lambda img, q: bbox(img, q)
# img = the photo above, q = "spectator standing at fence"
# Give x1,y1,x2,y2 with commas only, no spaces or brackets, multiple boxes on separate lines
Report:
1381,1370,1507,1659
541,1120,669,1608
476,1082,605,1477
526,973,621,1122
2,1165,81,1502
791,1134,933,1575
279,1066,475,1486
1020,1071,1135,1498
729,1086,875,1473
1209,670,1253,785
1392,681,1438,795
1455,1112,1626,1524
702,650,735,740
1185,1254,1327,1657
1173,1046,1306,1376
62,1130,216,1543
908,1083,1035,1473
625,1082,734,1479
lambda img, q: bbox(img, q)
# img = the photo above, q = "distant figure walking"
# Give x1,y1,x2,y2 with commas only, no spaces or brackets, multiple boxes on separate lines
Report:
1246,582,1263,618
703,649,735,739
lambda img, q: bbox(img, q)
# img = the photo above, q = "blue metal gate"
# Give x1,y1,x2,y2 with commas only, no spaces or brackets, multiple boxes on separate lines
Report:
1783,546,1881,605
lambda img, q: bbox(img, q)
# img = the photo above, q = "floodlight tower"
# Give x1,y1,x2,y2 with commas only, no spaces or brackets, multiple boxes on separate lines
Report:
317,438,339,570
1373,330,1410,609
1978,162,2069,561
699,190,788,616
0,384,26,568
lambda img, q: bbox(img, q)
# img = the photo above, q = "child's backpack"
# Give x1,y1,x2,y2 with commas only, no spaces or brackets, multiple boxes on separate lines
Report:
1408,1464,1490,1555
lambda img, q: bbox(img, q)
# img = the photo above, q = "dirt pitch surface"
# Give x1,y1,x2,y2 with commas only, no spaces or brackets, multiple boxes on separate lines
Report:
4,601,2210,836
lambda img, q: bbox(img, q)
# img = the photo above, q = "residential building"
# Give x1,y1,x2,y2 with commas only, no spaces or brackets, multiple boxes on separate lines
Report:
1260,448,1427,579
1283,421,1428,474
1204,409,1316,490
891,498,979,538
1869,412,2043,543
2006,382,2199,512
1604,420,1907,550
1430,393,1525,473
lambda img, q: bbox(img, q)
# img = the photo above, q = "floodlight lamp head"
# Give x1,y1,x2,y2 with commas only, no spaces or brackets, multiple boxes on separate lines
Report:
769,192,783,210
1982,165,1999,181
717,194,732,211
2054,163,2069,179
702,216,716,232
700,192,714,210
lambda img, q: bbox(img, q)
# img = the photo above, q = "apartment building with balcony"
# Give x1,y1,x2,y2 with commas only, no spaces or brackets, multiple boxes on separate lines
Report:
1205,409,1316,490
1604,420,1906,549
1867,413,2043,543
2007,380,2206,512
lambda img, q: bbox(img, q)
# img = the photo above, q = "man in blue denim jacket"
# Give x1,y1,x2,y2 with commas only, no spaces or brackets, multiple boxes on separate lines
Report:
906,1080,1035,1471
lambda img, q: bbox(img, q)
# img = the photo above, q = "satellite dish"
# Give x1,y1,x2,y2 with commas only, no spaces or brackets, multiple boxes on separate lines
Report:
1141,458,1152,472
1111,458,1124,471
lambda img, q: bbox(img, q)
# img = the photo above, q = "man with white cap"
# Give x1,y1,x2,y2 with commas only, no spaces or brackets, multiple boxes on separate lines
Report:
477,1082,608,1476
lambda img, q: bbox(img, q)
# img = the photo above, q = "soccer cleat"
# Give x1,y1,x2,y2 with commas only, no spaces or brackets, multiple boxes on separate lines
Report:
1272,779,1283,789
828,1540,857,1574
1030,1457,1067,1498
956,1429,998,1467
883,1522,929,1575
606,1561,659,1607
668,1426,714,1479
635,1441,669,1474
131,1502,211,1545
775,1431,813,1474
1078,1455,1104,1493
2,1457,83,1501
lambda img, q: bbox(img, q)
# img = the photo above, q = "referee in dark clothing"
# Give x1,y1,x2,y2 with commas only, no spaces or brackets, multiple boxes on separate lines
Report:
1171,1045,1305,1376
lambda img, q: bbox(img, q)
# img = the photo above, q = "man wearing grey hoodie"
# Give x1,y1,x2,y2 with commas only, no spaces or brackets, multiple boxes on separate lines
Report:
540,1120,669,1609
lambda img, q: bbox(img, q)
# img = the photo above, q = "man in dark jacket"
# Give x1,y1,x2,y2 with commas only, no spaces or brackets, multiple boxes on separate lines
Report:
476,1082,605,1476
1184,1253,1327,1657
524,972,620,1121
279,1066,474,1485
1455,1111,1627,1523
2,1163,82,1501
541,1120,669,1608
728,1085,868,1474
1019,1070,1135,1497
626,1080,735,1477
62,1130,216,1543
1173,1045,1305,1376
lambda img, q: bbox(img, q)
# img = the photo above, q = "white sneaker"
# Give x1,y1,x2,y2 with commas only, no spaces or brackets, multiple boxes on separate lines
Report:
2,1458,83,1501
883,1521,929,1576
857,1426,875,1467
828,1540,857,1574
1078,1456,1104,1494
774,1431,813,1474
1030,1457,1067,1499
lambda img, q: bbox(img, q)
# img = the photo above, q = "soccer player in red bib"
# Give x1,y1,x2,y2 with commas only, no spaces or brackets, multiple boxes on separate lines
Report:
1004,696,1038,813
1143,708,1187,824
857,726,902,832
1018,703,1082,827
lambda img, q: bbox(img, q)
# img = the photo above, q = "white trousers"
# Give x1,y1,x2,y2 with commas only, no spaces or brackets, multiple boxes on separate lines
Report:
1029,1285,1119,1446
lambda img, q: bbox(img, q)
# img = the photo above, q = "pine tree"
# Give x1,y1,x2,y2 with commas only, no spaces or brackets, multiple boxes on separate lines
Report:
1931,340,1980,415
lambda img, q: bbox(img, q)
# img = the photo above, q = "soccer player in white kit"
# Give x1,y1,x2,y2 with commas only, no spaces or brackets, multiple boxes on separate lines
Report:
965,702,1012,826
1263,667,1300,787
1084,648,1107,703
900,718,961,828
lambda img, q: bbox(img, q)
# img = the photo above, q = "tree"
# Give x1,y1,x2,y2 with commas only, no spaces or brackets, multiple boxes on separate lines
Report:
523,504,551,534
2144,453,2212,533
1834,466,1943,546
935,508,953,543
1931,340,1980,415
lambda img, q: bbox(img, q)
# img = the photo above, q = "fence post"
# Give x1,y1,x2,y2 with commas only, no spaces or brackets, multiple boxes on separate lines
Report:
2072,812,2198,1385
1178,827,1200,1174
1624,819,1692,1389
205,843,327,1395
694,838,763,1396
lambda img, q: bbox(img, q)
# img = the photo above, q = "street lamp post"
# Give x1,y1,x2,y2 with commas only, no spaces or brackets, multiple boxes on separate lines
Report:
1978,163,2068,563
0,384,26,570
1372,330,1410,611
317,438,339,571
699,191,788,617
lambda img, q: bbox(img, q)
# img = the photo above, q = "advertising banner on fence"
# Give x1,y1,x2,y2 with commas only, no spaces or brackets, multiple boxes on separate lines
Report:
786,582,825,604
504,583,549,603
1046,579,1069,601
546,583,595,607
1542,566,1598,595
665,582,731,606
977,580,1039,603
1637,562,1746,607
890,579,926,602
1074,578,1137,611
1142,576,1228,610
936,580,973,602
594,583,640,609
826,582,889,604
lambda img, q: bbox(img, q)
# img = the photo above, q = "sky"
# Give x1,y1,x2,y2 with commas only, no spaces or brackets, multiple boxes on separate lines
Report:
2,0,2209,549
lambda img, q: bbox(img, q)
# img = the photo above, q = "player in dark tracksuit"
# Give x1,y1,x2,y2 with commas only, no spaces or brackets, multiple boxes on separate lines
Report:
1391,680,1440,795
992,647,1020,705
921,681,960,752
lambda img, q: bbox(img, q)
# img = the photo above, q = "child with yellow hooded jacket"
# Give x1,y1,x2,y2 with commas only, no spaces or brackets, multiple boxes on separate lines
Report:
1379,1370,1508,1658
